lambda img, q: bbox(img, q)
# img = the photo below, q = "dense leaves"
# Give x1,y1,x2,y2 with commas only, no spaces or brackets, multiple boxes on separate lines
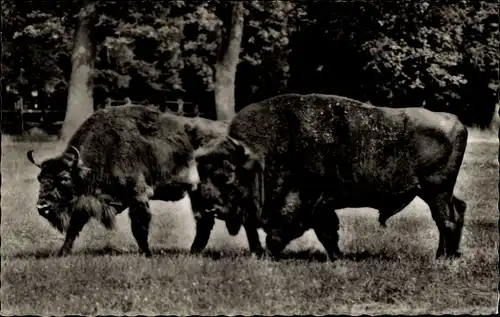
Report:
1,0,498,126
289,0,498,127
360,1,499,126
1,0,76,106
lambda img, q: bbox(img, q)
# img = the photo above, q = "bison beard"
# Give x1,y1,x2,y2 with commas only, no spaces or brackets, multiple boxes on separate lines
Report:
195,93,468,261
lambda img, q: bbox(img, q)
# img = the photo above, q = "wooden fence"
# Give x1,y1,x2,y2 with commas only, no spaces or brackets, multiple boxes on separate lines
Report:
1,97,200,135
1,97,65,134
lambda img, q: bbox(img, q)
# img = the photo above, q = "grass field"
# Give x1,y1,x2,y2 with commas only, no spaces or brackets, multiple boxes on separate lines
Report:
1,132,499,315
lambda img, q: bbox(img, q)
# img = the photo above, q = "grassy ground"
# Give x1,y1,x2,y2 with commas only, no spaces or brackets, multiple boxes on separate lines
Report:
1,132,498,315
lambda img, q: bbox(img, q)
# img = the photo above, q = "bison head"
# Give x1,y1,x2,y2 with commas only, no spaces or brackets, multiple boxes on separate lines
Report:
27,146,90,233
194,136,265,227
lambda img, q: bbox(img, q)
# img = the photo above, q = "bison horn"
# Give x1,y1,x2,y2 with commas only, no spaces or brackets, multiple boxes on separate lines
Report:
227,136,241,147
206,207,220,216
67,146,81,162
206,207,216,214
194,146,210,160
27,150,41,167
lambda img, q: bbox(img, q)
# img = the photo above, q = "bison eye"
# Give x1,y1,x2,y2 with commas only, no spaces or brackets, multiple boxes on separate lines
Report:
174,152,192,168
213,171,236,185
59,173,72,185
212,172,227,184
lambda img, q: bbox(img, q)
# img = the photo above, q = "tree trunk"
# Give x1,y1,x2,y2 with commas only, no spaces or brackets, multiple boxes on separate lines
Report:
61,2,96,141
489,102,500,132
214,2,244,121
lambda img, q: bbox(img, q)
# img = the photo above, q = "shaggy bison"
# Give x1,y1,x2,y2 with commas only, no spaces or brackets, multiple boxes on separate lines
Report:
194,93,468,260
28,105,201,256
28,105,263,256
175,115,264,255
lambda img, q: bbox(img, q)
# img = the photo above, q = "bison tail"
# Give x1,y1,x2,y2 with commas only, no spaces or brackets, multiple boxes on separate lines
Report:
100,204,117,230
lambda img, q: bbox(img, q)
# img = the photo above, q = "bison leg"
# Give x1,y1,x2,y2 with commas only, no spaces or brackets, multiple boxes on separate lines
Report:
244,223,265,256
129,201,153,257
312,201,342,261
190,214,215,254
264,190,320,259
58,213,90,256
265,233,290,259
447,195,466,256
225,218,243,236
422,193,465,259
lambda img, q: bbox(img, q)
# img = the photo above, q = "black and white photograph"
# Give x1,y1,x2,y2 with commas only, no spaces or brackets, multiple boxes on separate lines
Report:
1,0,499,315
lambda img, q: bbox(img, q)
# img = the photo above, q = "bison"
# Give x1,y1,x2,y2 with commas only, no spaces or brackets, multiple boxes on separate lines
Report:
28,104,263,256
176,115,265,255
194,93,468,260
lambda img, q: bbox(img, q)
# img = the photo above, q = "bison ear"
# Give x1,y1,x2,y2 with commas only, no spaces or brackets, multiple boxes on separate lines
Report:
184,123,198,145
226,136,258,169
62,146,81,168
184,122,196,134
78,166,91,180
63,146,90,174
223,160,237,184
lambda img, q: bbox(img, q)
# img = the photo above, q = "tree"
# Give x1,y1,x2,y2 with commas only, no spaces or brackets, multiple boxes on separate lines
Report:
287,0,498,126
62,1,97,140
213,1,244,121
90,1,302,119
1,0,74,110
236,1,306,109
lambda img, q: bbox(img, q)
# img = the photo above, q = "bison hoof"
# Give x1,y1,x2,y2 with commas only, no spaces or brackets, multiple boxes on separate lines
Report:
57,249,71,257
328,252,342,262
190,246,204,254
436,250,461,259
447,251,462,259
250,247,266,258
265,250,283,261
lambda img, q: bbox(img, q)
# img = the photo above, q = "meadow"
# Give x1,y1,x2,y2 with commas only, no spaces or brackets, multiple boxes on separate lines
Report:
1,131,498,315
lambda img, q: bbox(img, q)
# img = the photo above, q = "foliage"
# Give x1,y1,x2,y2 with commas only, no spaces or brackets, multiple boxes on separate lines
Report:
1,0,497,125
362,1,499,126
1,0,76,107
92,1,187,107
235,1,306,108
288,0,498,127
92,1,304,114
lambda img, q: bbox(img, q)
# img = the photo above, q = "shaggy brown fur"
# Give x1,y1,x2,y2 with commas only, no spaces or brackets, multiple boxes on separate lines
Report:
29,105,200,257
195,93,468,260
29,105,265,257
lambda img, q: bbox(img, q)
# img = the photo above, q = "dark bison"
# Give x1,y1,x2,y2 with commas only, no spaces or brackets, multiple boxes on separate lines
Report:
28,105,263,256
194,93,468,260
27,105,202,257
176,115,264,255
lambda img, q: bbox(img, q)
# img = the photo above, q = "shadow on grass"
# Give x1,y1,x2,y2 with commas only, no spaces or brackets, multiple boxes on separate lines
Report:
5,246,392,262
277,249,393,262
